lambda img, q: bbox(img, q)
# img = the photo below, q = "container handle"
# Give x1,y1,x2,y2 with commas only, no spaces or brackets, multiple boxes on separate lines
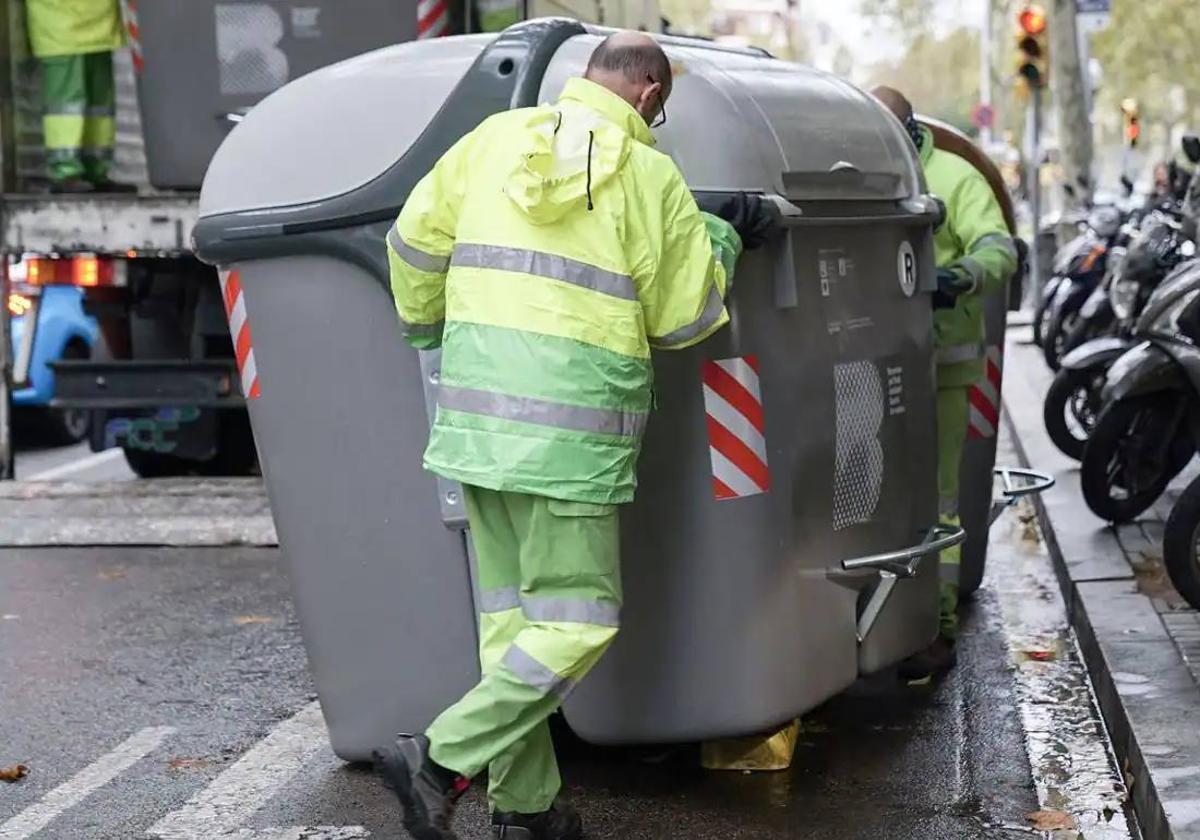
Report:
841,525,966,643
988,465,1055,526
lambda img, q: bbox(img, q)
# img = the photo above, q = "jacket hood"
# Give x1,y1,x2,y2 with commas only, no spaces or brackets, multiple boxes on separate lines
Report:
504,78,654,224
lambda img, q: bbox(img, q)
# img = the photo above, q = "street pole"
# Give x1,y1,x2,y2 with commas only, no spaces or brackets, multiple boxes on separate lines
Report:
980,0,993,146
0,255,12,481
1050,0,1093,207
1029,86,1044,312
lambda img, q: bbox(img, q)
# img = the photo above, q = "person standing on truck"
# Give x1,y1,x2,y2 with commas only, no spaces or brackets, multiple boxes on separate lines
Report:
26,0,128,192
872,86,1018,680
376,31,775,840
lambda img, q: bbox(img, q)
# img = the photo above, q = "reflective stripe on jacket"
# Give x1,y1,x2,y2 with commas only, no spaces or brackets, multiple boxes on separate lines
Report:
388,77,741,504
26,0,125,58
920,126,1017,387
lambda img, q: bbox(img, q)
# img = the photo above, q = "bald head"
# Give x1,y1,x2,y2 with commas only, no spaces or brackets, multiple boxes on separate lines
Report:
585,31,671,127
871,86,914,123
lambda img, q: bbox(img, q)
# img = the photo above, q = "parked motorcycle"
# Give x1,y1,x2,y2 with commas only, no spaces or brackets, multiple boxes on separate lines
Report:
1164,473,1200,610
1079,261,1200,522
1038,206,1123,369
1043,215,1195,460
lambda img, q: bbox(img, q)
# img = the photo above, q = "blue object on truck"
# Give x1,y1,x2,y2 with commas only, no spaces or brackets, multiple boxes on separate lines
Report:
10,285,98,406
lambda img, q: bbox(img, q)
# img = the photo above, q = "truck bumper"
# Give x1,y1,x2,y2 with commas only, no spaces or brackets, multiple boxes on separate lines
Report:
49,359,244,409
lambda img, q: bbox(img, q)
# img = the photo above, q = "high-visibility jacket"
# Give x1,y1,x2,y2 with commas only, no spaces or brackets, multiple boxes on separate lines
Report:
920,126,1018,388
475,0,520,32
388,76,741,504
26,0,125,58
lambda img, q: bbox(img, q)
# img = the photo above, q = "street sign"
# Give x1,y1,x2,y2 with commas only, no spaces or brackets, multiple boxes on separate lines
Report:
972,102,996,130
1076,0,1109,12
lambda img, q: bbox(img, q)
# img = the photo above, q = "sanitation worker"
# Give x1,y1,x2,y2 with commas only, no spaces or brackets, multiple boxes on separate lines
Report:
26,0,127,192
872,86,1018,679
378,32,776,840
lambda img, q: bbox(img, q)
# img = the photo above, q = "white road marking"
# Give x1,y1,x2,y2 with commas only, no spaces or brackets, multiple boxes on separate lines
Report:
148,701,367,840
24,447,124,481
0,726,174,840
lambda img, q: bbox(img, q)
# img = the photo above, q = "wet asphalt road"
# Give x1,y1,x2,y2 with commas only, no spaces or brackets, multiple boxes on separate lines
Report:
0,438,1133,839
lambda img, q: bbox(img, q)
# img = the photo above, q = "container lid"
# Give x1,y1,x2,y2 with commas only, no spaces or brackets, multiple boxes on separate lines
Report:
198,35,494,218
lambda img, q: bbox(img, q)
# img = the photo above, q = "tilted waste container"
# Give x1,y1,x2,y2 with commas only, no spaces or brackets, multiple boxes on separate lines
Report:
127,0,417,189
194,19,958,759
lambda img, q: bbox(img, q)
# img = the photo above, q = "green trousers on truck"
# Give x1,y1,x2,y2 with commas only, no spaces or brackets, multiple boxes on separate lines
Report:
937,385,969,640
40,51,116,183
426,485,622,814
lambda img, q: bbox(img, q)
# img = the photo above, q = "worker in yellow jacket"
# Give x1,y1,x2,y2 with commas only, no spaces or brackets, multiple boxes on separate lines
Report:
873,87,1017,679
26,0,127,192
375,31,775,840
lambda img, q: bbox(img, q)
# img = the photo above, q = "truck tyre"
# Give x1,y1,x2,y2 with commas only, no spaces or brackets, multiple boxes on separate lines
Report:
1164,476,1200,610
122,447,197,478
42,342,91,445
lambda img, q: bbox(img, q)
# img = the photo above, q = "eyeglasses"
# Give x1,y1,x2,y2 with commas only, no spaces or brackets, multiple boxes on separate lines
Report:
648,75,667,128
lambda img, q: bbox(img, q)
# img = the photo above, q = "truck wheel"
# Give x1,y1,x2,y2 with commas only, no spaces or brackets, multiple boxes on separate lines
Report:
198,412,259,477
42,342,92,445
1164,476,1200,610
1080,394,1193,523
122,447,197,478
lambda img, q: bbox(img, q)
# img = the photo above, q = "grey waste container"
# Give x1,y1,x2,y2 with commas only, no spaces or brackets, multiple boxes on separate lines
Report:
194,20,950,758
128,0,417,189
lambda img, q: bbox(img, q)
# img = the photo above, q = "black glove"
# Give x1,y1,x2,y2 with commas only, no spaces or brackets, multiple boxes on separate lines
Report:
932,267,973,310
697,192,782,249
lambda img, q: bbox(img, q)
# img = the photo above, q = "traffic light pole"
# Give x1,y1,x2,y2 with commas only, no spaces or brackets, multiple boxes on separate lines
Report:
1028,85,1044,313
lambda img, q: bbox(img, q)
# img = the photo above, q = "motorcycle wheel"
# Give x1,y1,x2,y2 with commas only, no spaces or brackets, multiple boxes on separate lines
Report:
1041,302,1079,371
1164,476,1200,610
1080,393,1194,523
1043,364,1108,461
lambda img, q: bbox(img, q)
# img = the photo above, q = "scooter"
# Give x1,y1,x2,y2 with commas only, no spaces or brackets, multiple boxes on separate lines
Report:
1078,262,1200,522
1043,215,1195,460
1038,206,1124,369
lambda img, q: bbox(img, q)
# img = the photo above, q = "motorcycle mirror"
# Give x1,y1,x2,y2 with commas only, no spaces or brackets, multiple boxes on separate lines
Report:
1121,176,1135,197
1183,135,1200,165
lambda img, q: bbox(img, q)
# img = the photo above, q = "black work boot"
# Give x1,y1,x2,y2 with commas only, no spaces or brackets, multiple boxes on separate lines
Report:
492,798,583,840
897,635,958,683
373,734,468,840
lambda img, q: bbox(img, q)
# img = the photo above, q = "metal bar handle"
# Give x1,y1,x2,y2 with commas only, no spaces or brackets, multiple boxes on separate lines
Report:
841,525,967,576
996,466,1056,500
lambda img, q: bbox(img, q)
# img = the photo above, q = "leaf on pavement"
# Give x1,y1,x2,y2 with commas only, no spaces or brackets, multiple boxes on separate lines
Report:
0,764,28,782
1027,810,1076,830
99,569,127,580
233,615,277,625
167,757,212,771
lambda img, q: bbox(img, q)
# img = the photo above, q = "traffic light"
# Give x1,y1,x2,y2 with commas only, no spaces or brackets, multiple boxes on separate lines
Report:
1121,98,1141,148
1015,4,1049,91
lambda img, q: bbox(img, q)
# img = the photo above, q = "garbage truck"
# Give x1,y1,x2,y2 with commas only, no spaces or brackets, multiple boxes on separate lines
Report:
186,19,1060,760
0,0,658,477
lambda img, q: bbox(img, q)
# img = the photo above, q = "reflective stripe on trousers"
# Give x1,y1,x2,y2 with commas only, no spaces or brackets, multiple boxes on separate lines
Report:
426,487,621,814
937,342,983,366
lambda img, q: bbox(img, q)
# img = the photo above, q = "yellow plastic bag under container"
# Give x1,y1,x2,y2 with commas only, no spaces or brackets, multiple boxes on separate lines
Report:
700,719,801,771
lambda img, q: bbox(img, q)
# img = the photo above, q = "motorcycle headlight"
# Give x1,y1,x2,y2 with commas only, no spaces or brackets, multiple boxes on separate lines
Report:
1151,288,1200,337
1110,274,1139,320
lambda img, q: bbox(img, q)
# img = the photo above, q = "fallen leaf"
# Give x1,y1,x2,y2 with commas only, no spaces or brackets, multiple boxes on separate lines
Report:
233,615,276,625
0,764,28,782
99,569,127,581
1027,810,1076,830
167,757,212,771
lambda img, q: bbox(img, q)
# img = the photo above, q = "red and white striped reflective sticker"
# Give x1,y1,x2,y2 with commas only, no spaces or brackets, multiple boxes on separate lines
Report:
702,356,770,500
219,270,261,401
968,345,1003,439
417,0,449,38
122,0,145,73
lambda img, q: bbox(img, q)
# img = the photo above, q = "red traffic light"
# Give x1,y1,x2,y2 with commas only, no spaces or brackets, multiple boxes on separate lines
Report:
1019,5,1047,35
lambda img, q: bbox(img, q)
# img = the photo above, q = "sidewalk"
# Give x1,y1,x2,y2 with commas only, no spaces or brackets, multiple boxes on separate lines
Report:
1004,326,1200,840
